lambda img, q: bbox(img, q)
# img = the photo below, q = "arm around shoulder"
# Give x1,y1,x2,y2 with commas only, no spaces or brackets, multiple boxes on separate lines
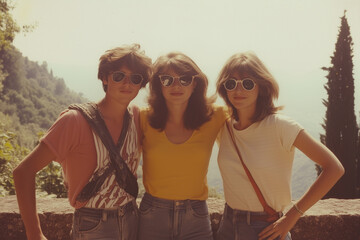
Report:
13,142,56,240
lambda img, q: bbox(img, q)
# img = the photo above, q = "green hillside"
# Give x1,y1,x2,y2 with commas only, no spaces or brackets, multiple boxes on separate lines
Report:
0,46,87,146
0,1,87,196
0,48,87,196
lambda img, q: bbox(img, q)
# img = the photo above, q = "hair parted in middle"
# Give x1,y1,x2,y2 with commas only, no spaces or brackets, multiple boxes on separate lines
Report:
216,51,282,122
97,43,152,92
148,52,214,130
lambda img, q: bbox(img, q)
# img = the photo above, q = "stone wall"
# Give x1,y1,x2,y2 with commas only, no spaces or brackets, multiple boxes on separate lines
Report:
0,196,359,240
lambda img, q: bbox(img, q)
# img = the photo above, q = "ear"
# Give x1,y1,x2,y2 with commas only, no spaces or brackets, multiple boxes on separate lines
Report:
102,75,109,85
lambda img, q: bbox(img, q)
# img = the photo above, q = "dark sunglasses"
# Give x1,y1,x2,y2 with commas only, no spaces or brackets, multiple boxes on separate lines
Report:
223,78,256,91
159,75,197,87
111,71,143,85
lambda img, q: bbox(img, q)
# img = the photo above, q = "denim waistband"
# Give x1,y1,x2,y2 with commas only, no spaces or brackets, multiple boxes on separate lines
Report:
76,200,137,218
225,203,282,217
224,203,282,224
142,192,206,210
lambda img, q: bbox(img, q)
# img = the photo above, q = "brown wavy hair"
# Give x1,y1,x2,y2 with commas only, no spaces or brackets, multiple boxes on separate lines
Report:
148,52,214,130
216,51,282,122
97,43,152,92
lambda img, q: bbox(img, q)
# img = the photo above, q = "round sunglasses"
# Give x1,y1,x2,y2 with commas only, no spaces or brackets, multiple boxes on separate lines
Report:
223,78,256,91
112,71,143,85
159,75,196,87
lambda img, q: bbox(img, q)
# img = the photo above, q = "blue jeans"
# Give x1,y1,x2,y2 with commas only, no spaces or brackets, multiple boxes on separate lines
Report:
72,200,138,240
216,204,291,240
138,192,213,240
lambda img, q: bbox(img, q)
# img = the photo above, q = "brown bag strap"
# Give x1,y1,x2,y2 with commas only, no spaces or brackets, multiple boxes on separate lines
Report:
225,120,278,220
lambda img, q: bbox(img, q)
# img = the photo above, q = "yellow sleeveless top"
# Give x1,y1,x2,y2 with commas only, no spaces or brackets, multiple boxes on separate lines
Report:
140,106,228,200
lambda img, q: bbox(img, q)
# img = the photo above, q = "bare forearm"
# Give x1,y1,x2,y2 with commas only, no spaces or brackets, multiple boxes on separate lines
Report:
292,130,345,214
259,163,344,240
259,130,344,240
13,167,44,239
292,164,344,214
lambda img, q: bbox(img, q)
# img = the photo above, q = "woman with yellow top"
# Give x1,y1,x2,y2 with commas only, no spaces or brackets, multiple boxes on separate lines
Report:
138,52,228,240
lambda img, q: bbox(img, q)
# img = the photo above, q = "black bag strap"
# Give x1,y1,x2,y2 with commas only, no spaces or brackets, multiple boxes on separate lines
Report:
69,103,138,200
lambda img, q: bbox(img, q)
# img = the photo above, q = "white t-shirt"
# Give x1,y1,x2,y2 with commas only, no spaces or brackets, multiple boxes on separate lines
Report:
217,114,303,212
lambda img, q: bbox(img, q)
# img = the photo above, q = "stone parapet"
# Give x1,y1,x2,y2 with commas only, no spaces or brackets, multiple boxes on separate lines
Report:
0,196,359,240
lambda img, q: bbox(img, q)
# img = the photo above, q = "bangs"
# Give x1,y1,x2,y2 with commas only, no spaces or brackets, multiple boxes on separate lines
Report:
222,57,259,82
155,56,197,76
112,53,149,76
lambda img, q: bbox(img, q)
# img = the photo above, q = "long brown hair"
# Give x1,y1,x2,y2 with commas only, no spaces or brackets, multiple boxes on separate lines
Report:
216,51,282,122
148,52,213,130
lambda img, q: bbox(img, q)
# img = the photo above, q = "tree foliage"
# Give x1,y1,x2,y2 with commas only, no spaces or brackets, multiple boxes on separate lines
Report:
0,1,86,197
0,1,19,47
0,48,87,129
0,115,67,198
37,162,67,198
0,0,87,129
358,120,360,195
320,11,358,198
0,0,19,92
0,116,29,195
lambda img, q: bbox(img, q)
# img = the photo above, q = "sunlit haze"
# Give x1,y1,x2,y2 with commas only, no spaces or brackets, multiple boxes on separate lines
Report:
12,0,360,137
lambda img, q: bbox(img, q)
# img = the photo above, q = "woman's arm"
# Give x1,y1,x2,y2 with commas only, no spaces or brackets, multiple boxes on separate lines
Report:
13,142,56,240
258,129,344,240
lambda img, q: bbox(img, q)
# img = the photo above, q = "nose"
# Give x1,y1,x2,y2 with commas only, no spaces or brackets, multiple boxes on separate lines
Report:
171,78,182,87
122,75,131,85
234,82,244,92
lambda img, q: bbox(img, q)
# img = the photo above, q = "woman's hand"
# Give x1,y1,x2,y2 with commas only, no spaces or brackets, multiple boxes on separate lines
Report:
26,232,48,240
258,208,301,240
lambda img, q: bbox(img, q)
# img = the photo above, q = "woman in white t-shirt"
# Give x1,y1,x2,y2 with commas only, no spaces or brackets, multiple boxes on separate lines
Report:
215,51,344,240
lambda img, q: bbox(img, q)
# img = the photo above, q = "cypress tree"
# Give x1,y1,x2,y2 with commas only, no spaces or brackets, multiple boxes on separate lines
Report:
321,11,358,198
358,121,360,196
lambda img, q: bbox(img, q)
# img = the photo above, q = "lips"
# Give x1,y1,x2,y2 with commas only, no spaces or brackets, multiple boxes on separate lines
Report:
170,92,183,96
233,96,246,100
120,89,133,94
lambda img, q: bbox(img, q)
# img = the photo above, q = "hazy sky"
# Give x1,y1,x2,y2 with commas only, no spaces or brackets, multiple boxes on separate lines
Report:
11,0,360,136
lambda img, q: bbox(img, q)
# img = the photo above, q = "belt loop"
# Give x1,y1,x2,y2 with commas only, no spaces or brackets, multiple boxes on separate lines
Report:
246,211,250,225
118,206,125,217
131,199,137,210
232,209,236,226
132,199,139,217
186,200,192,213
102,210,107,222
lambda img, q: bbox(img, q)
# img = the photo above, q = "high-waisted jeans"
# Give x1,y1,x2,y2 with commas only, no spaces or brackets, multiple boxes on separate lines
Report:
71,200,138,240
216,204,291,240
138,192,214,240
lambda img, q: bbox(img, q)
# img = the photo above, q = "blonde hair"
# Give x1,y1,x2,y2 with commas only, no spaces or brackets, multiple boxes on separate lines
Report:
216,51,281,122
